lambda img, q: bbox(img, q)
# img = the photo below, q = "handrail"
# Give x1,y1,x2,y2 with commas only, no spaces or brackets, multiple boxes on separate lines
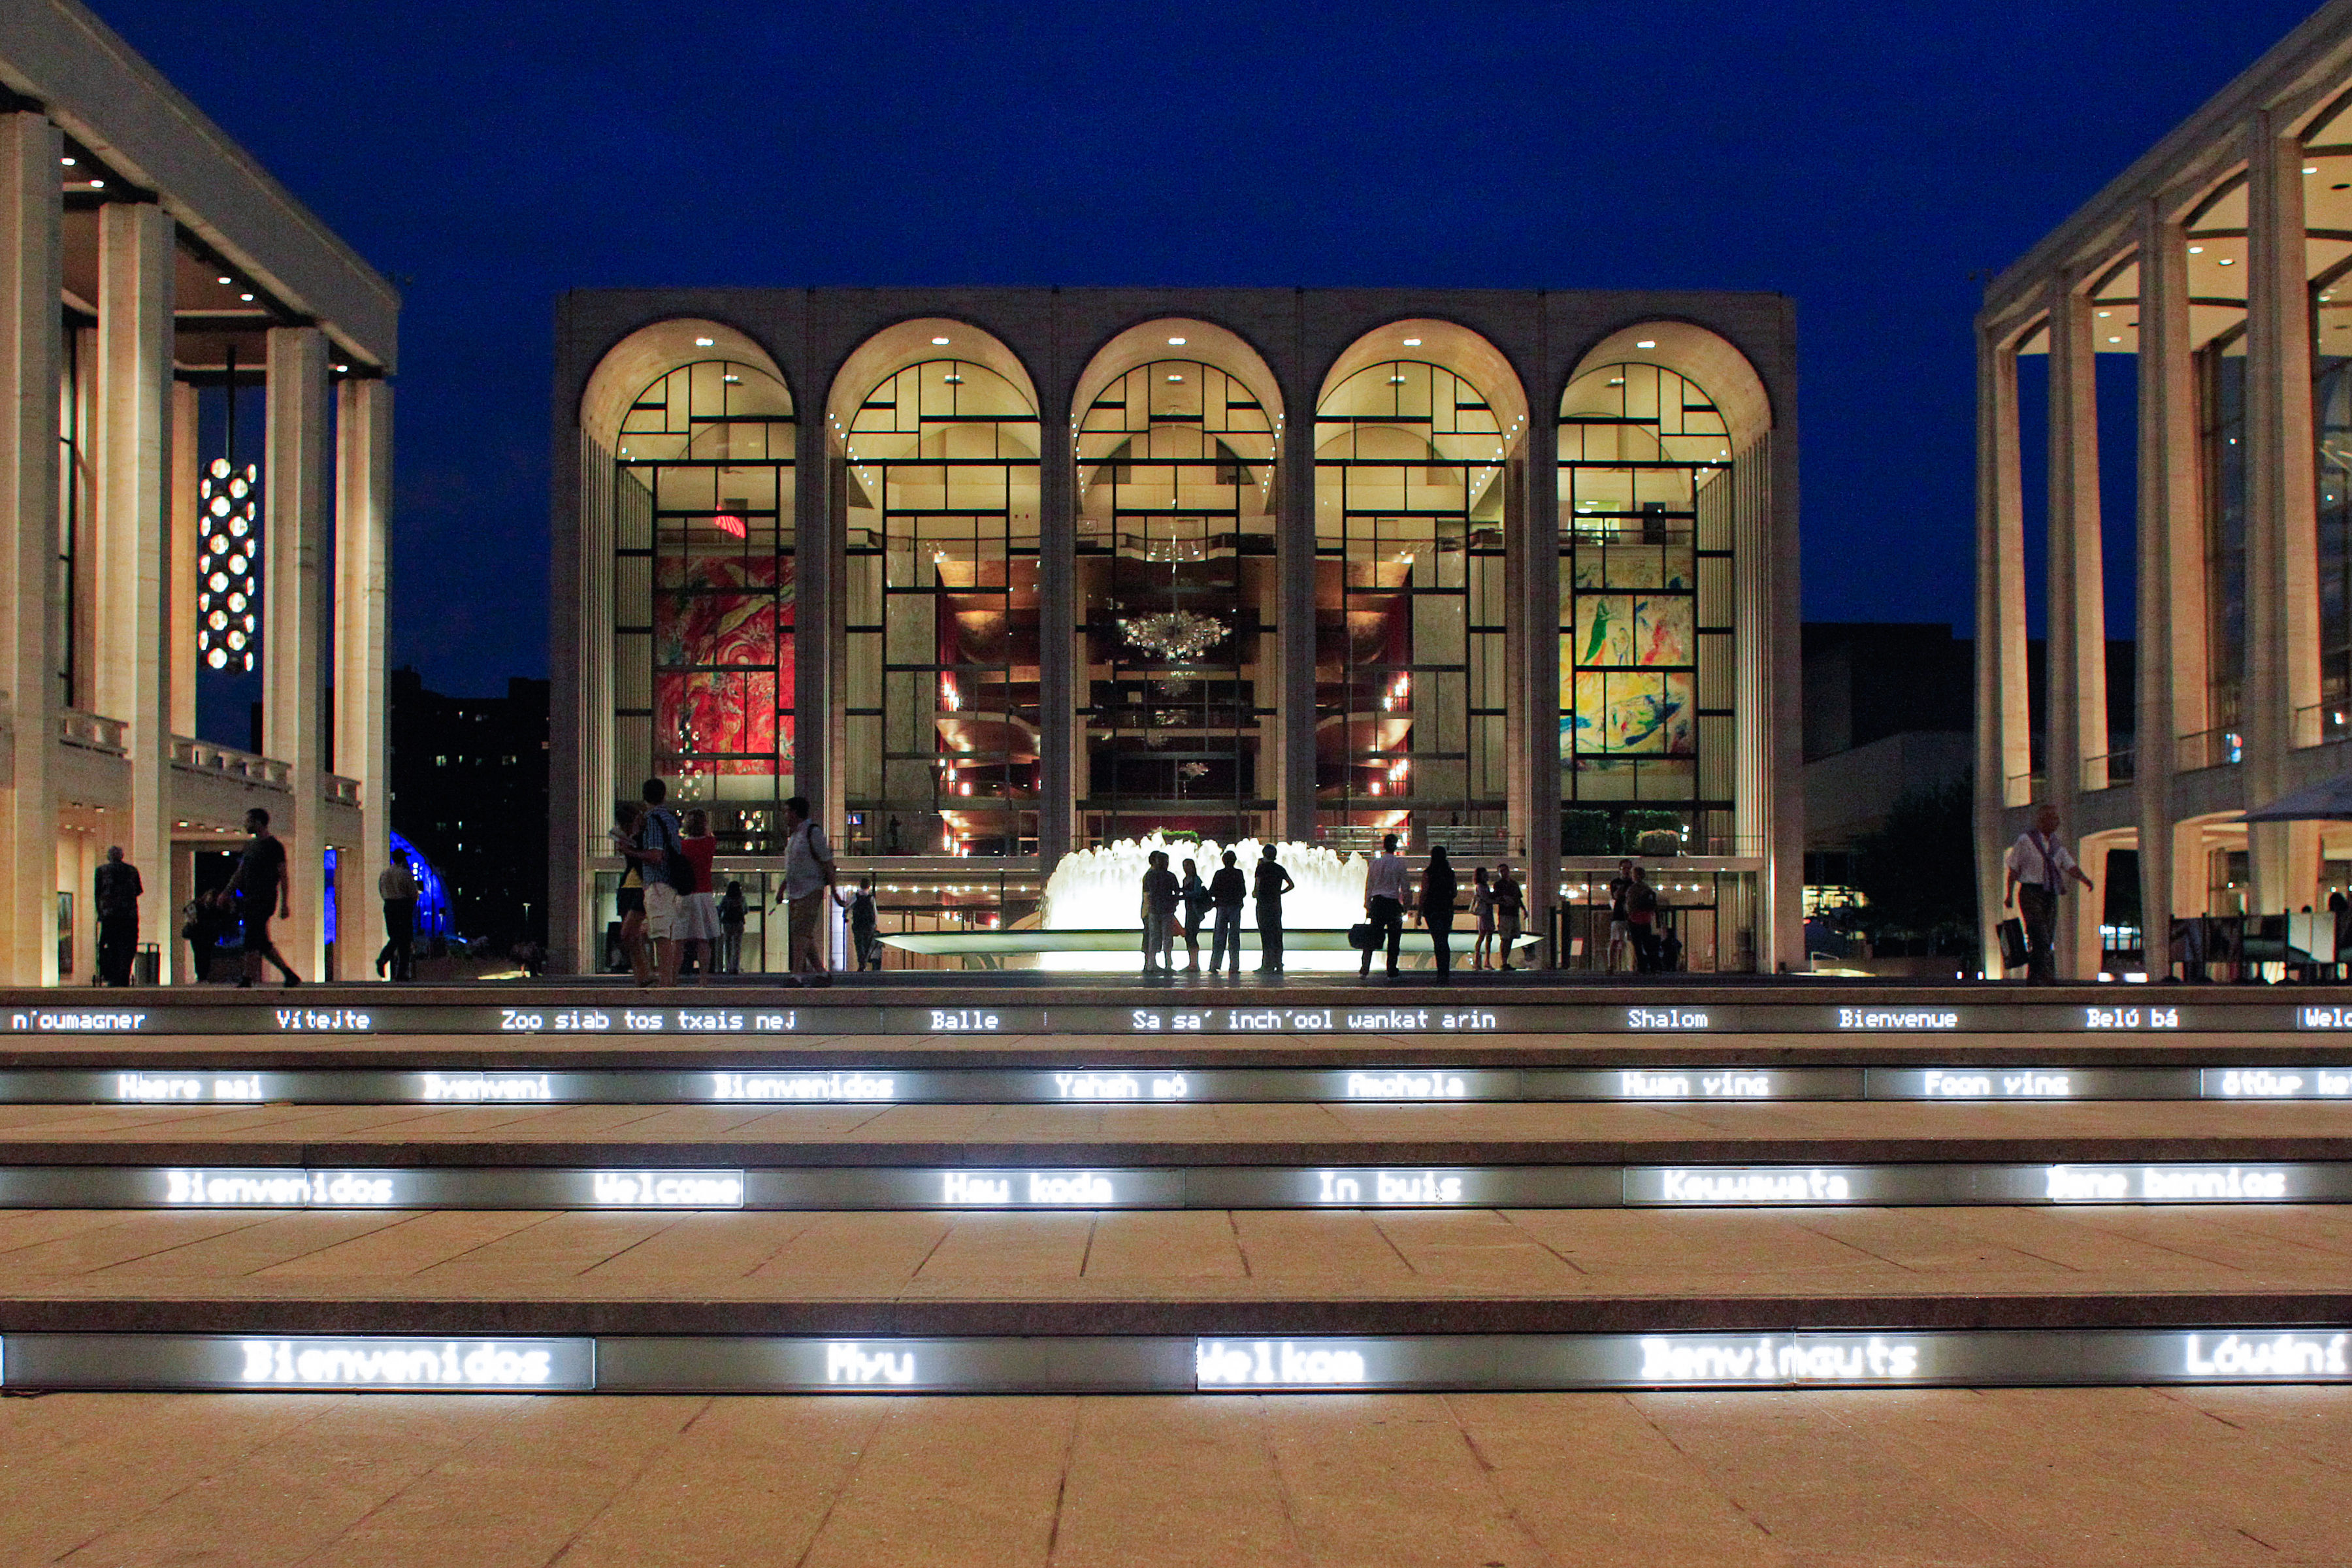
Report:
2295,703,2351,749
2176,727,2244,771
168,736,291,790
56,709,127,755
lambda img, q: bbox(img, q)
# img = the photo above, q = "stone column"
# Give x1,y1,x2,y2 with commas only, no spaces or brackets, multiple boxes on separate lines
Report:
2136,204,2203,972
2245,110,2325,917
1037,405,1074,864
1277,397,1316,841
169,381,197,738
1974,325,2031,973
0,112,61,986
792,395,833,834
1519,414,1562,966
2045,280,2109,977
336,376,391,979
93,200,175,979
264,326,328,974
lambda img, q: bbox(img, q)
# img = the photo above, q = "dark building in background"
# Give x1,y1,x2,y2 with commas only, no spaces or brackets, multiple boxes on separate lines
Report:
389,670,551,945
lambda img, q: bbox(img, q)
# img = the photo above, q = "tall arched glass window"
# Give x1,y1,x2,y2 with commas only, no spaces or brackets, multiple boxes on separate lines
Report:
1313,361,1510,844
842,359,1041,857
1075,359,1277,844
612,359,796,843
1556,362,1733,854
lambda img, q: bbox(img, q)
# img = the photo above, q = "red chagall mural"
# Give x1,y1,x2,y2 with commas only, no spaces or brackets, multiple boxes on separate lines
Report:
654,554,794,776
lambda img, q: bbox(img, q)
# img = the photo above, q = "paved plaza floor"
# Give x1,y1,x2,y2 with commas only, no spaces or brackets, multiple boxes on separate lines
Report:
0,1384,2347,1565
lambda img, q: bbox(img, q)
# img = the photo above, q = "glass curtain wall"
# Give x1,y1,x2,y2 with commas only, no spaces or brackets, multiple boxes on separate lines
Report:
2314,269,2352,728
2198,333,2247,753
842,360,1041,858
1556,363,1735,856
1075,361,1277,845
1312,361,1509,846
611,360,796,850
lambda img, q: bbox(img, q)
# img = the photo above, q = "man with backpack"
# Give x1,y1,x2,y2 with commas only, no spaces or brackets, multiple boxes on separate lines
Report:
624,777,689,987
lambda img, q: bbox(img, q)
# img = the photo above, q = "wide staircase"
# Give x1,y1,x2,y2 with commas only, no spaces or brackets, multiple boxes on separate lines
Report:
0,977,2345,1400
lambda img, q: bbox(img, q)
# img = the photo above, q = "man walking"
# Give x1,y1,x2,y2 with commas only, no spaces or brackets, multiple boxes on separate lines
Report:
777,795,836,982
376,854,418,981
228,808,300,988
93,846,142,986
1139,850,1179,975
1253,845,1295,973
1208,849,1247,975
623,778,685,987
1360,833,1409,977
2005,804,2094,985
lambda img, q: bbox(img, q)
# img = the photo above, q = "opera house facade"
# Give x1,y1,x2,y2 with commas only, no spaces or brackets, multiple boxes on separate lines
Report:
549,289,1799,973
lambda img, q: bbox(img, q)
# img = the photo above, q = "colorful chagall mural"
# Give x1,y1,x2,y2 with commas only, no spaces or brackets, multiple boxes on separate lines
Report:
654,553,794,776
1560,587,1695,762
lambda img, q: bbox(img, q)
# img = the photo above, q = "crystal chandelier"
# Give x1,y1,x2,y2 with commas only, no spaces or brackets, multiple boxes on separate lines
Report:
1117,608,1227,664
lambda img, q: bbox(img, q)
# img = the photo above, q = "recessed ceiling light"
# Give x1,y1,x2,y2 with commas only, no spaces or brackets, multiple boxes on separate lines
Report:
2219,257,2235,266
239,291,253,301
59,155,74,167
1167,373,1183,382
1401,337,1421,347
2097,310,2110,318
2108,335,2121,344
1167,336,1186,346
2189,245,2204,254
932,336,951,345
217,275,232,285
1636,339,1656,348
333,363,349,372
693,336,714,347
87,178,103,188
2308,166,2322,174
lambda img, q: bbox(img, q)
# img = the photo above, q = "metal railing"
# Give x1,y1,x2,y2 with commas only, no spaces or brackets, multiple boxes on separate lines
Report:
169,736,291,791
2082,747,2134,790
55,709,127,755
2176,727,2245,771
2295,703,2352,749
2004,771,2043,808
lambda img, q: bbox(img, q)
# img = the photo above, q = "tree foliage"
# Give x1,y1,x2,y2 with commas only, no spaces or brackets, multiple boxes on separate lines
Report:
1848,779,1978,946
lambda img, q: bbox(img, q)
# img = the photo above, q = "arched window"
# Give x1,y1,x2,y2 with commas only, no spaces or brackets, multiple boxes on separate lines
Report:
612,357,796,836
841,355,1041,857
1314,347,1517,847
1556,359,1732,851
1075,357,1278,843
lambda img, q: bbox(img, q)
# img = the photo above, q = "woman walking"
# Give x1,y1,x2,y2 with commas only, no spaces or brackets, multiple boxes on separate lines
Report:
1419,845,1459,977
1493,862,1525,970
676,809,722,980
1469,866,1495,970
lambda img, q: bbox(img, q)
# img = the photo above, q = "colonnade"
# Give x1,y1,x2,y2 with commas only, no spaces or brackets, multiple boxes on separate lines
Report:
0,107,391,987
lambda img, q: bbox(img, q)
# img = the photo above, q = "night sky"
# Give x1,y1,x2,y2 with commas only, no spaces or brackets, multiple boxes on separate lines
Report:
89,0,2321,691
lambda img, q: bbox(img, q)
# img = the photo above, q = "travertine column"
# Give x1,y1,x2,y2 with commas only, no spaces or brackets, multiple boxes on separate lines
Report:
2136,205,2204,969
93,200,175,979
169,381,197,738
336,376,391,979
1277,395,1316,841
2046,280,2109,977
264,326,328,974
792,394,832,833
1974,325,2031,973
1037,405,1074,864
1520,416,1561,965
0,113,61,986
2245,111,2325,916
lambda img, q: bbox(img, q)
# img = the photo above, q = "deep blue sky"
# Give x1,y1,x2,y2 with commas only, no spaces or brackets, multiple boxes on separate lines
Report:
92,0,2319,691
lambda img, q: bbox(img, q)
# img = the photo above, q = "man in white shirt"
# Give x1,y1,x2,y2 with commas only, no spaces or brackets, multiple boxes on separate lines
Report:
777,795,836,982
2004,804,2095,985
1361,833,1411,978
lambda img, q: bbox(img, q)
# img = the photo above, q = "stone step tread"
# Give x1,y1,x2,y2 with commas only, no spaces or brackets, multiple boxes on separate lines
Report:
11,1031,2345,1067
0,1205,2347,1336
0,1099,2345,1164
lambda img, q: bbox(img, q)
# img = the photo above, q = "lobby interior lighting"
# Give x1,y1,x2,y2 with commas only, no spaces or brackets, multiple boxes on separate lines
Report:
932,336,951,345
1167,336,1186,345
1402,337,1421,346
217,275,231,284
239,291,254,301
694,336,713,346
59,155,73,166
87,178,102,188
1637,339,1656,348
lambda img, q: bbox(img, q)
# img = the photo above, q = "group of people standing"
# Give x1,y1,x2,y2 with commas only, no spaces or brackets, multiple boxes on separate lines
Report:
1358,838,1527,977
1139,845,1296,974
611,779,840,985
1135,840,1529,977
1604,858,1680,973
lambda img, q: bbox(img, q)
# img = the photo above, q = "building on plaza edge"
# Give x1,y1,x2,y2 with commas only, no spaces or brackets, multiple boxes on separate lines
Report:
1975,0,2352,979
0,1,396,986
551,289,1799,974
